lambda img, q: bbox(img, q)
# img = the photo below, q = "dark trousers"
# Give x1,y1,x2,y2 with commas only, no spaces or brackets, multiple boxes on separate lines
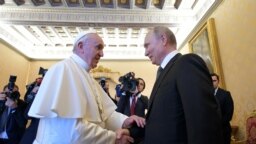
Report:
223,125,232,144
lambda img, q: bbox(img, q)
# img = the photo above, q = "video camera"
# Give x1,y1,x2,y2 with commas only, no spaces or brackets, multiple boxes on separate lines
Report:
38,67,48,77
118,72,137,92
3,75,20,101
24,67,47,104
7,75,17,92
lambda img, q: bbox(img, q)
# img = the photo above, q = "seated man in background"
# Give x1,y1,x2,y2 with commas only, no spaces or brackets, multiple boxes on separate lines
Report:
0,85,27,144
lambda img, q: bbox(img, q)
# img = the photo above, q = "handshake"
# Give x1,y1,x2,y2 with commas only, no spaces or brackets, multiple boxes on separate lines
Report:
115,115,145,144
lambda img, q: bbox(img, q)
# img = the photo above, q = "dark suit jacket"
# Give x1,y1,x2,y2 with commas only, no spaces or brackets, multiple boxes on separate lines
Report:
20,102,40,144
0,100,27,144
215,88,234,144
144,53,223,144
116,93,148,117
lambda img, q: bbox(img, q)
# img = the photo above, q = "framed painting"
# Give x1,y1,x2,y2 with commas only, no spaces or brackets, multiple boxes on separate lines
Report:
189,18,225,88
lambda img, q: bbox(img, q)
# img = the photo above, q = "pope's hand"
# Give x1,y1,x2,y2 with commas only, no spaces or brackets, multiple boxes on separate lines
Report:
122,115,145,128
115,129,134,144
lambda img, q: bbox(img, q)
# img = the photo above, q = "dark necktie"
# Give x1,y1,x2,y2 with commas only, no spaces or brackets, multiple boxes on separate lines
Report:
130,95,136,115
156,66,164,79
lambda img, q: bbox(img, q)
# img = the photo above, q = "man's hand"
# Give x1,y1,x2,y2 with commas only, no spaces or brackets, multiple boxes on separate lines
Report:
115,129,134,144
122,115,146,128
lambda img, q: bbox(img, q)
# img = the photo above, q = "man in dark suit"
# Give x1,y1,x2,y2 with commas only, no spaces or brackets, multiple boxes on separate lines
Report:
0,85,27,144
143,26,223,144
211,73,234,144
116,77,148,117
116,77,148,144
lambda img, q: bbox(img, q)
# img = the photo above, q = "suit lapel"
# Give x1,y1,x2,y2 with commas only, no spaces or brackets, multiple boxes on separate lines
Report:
146,53,182,118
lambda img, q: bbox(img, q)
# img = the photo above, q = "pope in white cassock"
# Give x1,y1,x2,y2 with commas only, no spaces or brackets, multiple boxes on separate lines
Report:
28,32,145,144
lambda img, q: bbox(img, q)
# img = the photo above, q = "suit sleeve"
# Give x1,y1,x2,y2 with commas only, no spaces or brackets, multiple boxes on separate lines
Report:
12,100,28,128
176,54,222,144
222,91,234,124
105,111,128,131
116,96,126,113
141,96,149,110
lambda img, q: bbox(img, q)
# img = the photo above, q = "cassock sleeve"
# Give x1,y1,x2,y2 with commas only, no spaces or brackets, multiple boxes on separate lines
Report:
36,117,118,144
75,118,117,144
105,111,128,131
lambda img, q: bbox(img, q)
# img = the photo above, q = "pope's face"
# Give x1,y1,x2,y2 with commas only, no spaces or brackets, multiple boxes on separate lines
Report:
81,34,104,69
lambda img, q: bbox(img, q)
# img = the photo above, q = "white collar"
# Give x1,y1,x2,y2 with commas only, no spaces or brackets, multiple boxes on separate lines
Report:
130,93,142,98
70,54,90,72
214,87,219,96
136,93,142,98
160,50,179,69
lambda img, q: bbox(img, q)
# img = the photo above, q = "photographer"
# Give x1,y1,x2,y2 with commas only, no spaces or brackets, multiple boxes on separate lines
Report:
19,78,41,144
99,78,117,105
116,73,149,144
20,68,46,144
116,76,148,117
0,84,27,144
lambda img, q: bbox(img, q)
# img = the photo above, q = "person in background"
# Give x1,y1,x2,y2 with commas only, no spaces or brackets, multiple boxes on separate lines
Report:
20,77,42,144
99,78,117,105
0,85,27,144
116,76,149,144
143,26,223,144
115,84,123,103
116,77,148,117
28,32,145,144
0,95,6,114
211,73,234,144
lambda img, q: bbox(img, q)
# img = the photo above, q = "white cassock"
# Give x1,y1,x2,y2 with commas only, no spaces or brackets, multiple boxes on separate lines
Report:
28,54,128,144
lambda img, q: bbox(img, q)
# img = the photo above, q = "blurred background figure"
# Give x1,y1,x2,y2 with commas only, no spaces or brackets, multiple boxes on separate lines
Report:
0,80,27,144
211,73,234,144
99,78,117,105
116,76,148,117
114,84,122,103
20,67,47,144
20,78,42,144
